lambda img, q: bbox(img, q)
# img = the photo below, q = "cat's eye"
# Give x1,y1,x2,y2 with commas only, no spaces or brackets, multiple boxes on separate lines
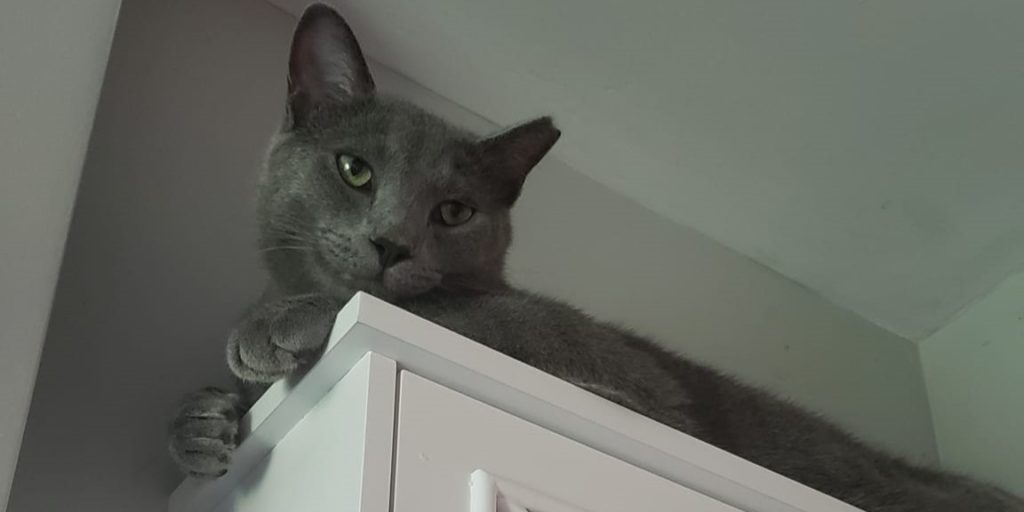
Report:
336,153,373,188
438,201,475,226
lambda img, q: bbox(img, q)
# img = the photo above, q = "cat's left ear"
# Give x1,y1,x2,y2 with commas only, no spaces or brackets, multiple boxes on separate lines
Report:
478,117,561,204
286,4,375,127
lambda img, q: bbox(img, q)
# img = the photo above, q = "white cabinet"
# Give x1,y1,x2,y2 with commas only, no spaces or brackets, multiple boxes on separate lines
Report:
394,371,740,512
169,293,861,512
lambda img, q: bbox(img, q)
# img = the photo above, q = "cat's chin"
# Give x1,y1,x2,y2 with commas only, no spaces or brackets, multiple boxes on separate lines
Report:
321,268,440,302
381,263,442,299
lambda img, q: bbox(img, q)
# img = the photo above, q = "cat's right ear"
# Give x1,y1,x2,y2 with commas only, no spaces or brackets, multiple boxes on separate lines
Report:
477,117,561,204
285,3,375,128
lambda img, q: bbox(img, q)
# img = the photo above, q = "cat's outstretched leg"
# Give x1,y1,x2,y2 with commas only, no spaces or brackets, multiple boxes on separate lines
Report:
169,294,341,477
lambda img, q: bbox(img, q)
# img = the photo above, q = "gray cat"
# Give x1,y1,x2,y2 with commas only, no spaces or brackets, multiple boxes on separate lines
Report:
169,4,1023,511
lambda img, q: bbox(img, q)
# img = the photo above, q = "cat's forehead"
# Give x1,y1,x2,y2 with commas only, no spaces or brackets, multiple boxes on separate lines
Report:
312,98,472,151
307,98,481,184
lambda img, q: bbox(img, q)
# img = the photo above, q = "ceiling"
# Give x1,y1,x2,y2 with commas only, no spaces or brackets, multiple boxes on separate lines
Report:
268,0,1024,341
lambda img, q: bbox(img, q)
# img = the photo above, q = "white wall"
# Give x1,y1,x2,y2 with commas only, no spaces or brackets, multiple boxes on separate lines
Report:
9,0,937,509
0,2,121,510
921,273,1024,495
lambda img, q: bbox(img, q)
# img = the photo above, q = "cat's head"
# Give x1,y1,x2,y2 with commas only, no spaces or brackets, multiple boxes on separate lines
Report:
259,4,560,300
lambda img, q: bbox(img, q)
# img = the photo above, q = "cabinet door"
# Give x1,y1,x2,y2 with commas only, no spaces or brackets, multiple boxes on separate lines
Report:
393,371,742,512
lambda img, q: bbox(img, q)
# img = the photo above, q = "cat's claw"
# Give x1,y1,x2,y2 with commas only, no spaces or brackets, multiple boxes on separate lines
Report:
168,387,242,479
226,295,338,383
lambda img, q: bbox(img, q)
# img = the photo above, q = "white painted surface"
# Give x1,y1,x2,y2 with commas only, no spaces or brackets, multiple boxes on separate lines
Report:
171,352,396,512
920,273,1024,496
394,371,745,512
470,470,588,512
0,1,121,510
266,0,1024,341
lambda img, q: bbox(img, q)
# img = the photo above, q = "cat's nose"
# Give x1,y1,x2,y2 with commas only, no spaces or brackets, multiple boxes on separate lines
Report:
370,237,412,269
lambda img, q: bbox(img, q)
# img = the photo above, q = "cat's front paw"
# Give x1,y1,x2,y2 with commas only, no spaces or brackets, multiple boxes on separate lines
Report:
168,387,242,479
226,295,339,383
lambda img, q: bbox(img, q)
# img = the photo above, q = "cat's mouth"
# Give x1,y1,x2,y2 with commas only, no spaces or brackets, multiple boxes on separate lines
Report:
309,250,379,292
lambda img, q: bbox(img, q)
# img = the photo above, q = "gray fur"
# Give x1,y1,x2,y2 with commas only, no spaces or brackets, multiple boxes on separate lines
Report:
169,4,1024,511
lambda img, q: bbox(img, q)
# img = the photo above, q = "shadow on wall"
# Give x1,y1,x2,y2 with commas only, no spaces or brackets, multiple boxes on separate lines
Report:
9,0,290,509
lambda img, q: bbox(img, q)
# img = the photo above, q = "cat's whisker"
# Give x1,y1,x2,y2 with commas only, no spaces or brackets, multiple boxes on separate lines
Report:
258,245,314,253
264,226,315,244
271,234,313,244
266,222,307,234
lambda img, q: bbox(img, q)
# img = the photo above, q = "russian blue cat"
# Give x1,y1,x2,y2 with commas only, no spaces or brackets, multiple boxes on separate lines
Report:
169,5,1023,511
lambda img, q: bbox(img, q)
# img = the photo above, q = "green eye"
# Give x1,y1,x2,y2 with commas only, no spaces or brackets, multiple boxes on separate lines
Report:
438,201,475,226
336,153,372,188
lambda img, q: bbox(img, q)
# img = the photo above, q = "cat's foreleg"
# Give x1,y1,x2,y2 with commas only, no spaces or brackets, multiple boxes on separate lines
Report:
226,294,344,383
